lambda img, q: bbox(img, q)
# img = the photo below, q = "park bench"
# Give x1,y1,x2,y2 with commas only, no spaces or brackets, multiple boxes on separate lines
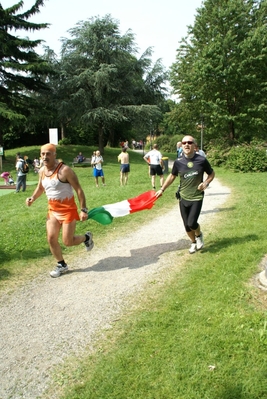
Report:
71,157,91,167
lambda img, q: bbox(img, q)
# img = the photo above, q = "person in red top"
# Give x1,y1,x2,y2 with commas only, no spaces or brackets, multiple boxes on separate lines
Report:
1,171,11,185
26,143,94,278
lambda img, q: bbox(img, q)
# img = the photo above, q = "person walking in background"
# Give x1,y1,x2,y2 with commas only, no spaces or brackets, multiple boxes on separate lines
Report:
118,147,130,186
143,143,164,190
91,150,105,187
15,154,27,193
195,143,206,157
177,141,183,158
25,143,94,278
33,156,41,173
155,135,215,254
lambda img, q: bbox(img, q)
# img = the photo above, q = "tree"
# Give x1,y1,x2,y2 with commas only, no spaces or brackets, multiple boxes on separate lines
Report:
57,15,167,152
0,0,53,147
170,0,267,143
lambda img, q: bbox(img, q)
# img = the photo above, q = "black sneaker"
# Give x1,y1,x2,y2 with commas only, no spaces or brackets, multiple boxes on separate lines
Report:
84,231,94,251
50,263,69,278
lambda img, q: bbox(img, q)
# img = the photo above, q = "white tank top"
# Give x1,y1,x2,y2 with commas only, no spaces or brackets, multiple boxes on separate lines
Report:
41,163,76,212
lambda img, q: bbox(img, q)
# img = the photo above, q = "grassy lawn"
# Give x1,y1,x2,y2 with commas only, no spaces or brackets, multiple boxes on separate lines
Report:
0,145,176,290
1,146,267,398
58,170,267,399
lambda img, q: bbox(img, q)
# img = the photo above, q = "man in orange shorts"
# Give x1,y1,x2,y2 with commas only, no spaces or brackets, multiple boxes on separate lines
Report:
26,143,94,278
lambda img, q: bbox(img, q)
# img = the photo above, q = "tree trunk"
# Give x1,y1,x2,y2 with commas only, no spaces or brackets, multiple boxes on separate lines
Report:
98,125,104,153
229,121,235,141
61,123,65,140
107,128,115,147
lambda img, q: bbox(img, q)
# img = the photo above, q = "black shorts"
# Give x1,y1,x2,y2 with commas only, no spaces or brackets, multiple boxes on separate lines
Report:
150,164,163,176
179,198,203,231
120,164,130,173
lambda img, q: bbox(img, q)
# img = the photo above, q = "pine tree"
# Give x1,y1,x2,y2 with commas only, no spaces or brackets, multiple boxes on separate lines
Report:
0,0,52,146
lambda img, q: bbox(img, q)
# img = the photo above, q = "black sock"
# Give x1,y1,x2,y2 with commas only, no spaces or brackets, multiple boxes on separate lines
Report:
58,260,66,267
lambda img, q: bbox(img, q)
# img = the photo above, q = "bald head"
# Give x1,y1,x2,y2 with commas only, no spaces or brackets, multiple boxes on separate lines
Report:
41,143,57,155
181,135,196,157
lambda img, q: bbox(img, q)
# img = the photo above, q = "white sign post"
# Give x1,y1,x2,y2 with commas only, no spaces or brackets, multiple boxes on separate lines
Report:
49,129,58,145
0,147,3,171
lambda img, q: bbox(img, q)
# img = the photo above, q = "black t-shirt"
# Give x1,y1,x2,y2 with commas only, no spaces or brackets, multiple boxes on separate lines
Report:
172,154,213,201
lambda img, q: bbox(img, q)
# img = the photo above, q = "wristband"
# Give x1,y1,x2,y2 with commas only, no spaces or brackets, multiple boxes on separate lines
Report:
81,208,88,213
160,188,164,192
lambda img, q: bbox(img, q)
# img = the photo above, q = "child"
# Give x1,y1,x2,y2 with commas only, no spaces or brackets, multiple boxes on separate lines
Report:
9,175,15,185
1,172,11,185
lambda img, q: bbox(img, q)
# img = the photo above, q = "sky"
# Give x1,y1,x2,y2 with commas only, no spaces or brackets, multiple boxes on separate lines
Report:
2,0,203,70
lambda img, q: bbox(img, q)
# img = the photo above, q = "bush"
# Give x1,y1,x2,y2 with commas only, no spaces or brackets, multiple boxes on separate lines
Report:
205,138,267,172
58,137,72,145
226,145,267,172
153,135,183,153
205,147,229,167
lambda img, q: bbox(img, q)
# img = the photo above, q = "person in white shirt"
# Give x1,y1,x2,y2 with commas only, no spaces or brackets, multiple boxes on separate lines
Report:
91,150,106,187
143,143,164,190
15,154,27,193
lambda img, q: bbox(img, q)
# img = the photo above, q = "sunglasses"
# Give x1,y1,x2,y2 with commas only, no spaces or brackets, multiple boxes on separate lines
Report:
182,141,194,145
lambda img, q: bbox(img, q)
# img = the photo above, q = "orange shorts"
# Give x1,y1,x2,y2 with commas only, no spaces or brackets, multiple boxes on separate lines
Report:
47,209,80,224
47,196,80,224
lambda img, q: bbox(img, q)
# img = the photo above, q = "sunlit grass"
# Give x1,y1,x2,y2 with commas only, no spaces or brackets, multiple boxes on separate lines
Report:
51,168,267,399
0,145,175,289
2,147,267,399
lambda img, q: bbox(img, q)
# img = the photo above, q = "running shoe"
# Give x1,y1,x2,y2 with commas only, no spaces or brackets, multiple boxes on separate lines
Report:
84,231,94,251
189,243,197,254
50,263,69,278
196,232,204,250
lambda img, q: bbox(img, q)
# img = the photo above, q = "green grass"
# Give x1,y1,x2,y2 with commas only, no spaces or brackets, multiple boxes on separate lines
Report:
2,146,267,398
0,145,176,289
55,169,267,399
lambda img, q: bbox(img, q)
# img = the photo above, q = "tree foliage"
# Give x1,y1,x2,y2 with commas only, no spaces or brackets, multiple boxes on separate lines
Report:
0,0,54,147
170,0,267,143
56,15,168,152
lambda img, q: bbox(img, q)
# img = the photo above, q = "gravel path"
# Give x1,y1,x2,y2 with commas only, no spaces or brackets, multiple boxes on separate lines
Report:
0,178,231,399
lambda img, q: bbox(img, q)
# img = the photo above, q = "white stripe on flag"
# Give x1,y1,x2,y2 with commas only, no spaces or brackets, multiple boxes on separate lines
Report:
103,200,131,217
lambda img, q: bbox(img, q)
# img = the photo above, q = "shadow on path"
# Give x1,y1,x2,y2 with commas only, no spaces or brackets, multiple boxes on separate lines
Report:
71,239,189,274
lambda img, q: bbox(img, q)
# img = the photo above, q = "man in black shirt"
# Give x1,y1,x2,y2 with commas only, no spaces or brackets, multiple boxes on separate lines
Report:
156,135,215,254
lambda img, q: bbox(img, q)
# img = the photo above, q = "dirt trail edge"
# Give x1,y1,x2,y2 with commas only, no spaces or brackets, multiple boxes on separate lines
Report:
0,178,231,399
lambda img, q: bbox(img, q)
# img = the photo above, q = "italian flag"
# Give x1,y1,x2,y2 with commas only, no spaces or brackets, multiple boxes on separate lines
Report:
87,190,159,225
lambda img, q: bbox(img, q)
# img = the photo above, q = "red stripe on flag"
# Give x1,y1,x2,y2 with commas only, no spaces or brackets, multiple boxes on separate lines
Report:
128,190,158,214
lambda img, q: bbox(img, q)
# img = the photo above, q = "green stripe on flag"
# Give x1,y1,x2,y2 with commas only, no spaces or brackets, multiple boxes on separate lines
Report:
87,207,114,225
